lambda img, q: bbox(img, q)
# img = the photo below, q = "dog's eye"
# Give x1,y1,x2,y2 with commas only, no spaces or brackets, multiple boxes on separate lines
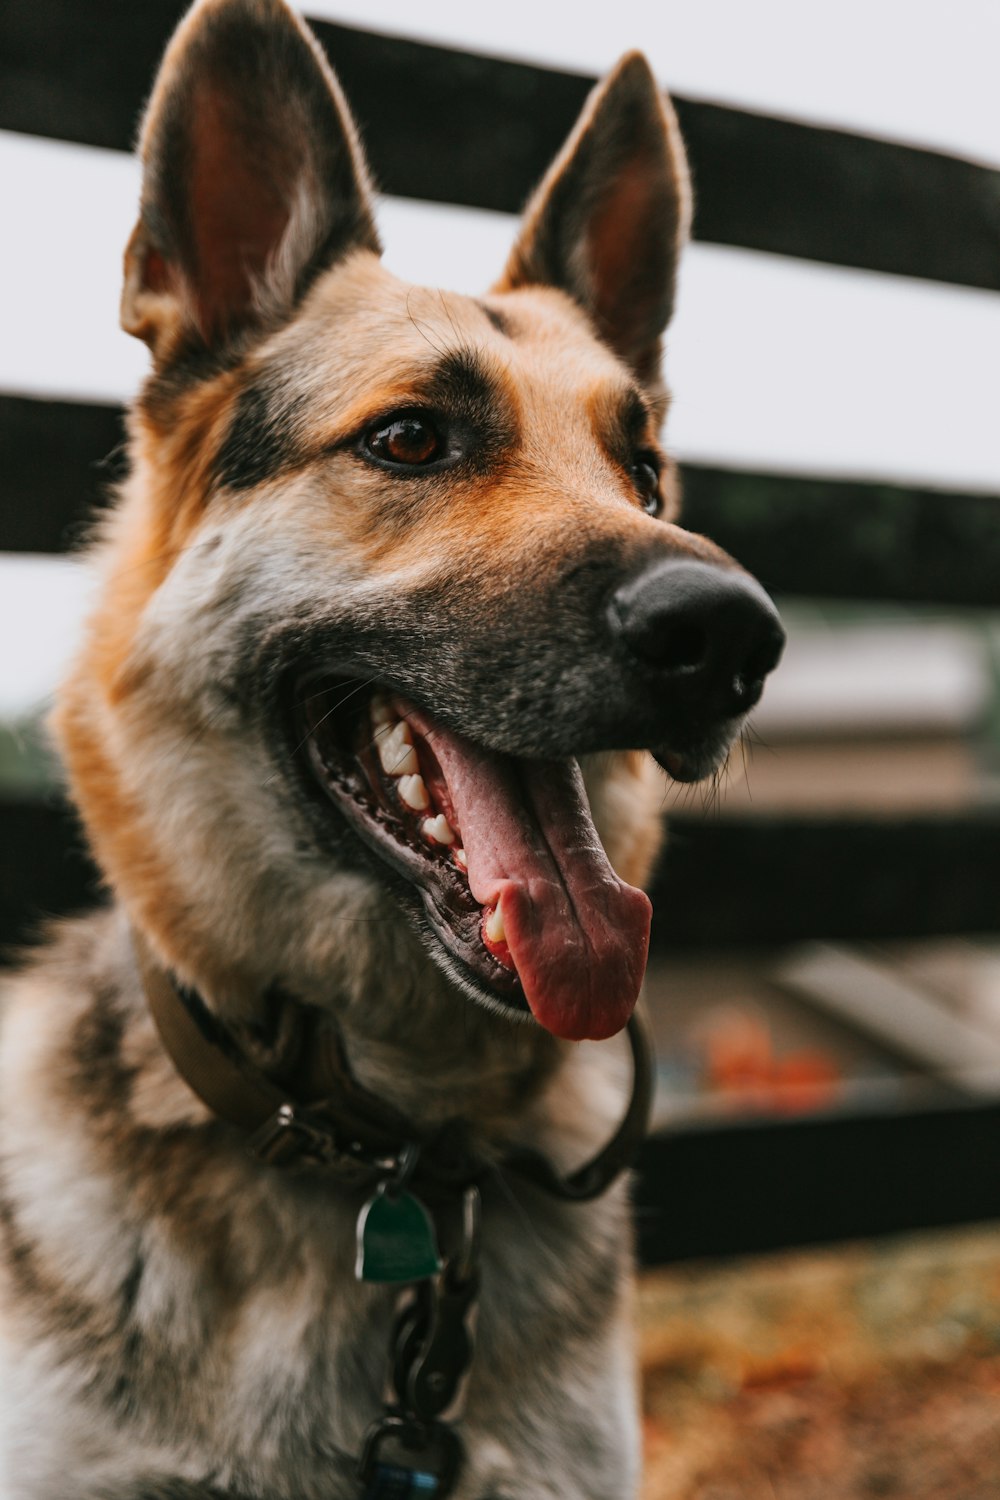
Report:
366,415,442,468
632,454,662,516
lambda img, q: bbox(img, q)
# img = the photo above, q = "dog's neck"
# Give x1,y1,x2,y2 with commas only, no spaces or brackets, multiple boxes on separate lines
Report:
126,898,564,1138
131,920,653,1214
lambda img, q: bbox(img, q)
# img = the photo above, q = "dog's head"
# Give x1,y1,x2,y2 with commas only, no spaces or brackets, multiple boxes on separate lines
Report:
56,0,783,1044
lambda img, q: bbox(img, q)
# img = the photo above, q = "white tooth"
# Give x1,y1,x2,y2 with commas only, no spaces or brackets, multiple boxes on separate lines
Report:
378,722,418,776
370,694,393,727
398,774,430,811
454,848,468,870
484,903,506,944
391,744,420,776
421,814,454,845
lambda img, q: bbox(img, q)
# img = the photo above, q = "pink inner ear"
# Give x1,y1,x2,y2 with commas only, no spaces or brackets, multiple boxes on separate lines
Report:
188,83,292,342
144,247,170,295
586,156,666,364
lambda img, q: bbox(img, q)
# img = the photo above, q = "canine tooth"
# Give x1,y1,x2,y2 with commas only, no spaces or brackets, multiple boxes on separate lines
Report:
484,903,506,944
370,694,393,727
378,722,418,776
454,848,467,870
421,814,455,845
398,774,430,811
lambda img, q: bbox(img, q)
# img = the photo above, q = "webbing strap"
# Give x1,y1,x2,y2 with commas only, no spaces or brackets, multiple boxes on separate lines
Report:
133,927,654,1202
136,932,286,1132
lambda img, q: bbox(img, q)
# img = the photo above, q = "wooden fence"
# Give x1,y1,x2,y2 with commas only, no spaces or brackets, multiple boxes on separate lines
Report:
2,1,1000,1259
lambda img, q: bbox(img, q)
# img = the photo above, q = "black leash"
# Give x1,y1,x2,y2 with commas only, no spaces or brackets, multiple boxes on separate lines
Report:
357,1182,481,1498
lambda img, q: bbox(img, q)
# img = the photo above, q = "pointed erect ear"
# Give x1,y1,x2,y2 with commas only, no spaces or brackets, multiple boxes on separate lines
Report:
122,0,380,365
495,53,691,393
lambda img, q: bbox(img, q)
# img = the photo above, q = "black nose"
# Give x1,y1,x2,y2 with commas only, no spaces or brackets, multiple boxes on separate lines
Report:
608,559,785,716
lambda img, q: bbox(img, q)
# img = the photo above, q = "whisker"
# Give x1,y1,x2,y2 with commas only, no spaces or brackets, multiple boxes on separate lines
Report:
405,288,447,357
262,674,378,787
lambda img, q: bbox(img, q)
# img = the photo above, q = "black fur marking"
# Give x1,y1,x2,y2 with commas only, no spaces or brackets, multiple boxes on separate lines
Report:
66,982,137,1122
0,1185,107,1359
475,300,513,337
215,378,308,491
419,347,518,474
602,384,655,471
139,341,251,427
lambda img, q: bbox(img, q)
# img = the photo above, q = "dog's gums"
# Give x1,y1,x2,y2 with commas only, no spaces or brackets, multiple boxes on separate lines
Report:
298,678,653,1041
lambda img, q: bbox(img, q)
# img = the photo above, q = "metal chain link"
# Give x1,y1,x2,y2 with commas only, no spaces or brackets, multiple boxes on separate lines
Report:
358,1187,481,1499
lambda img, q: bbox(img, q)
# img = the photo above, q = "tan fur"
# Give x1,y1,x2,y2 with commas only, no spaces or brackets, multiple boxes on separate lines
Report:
0,6,756,1496
57,257,702,1009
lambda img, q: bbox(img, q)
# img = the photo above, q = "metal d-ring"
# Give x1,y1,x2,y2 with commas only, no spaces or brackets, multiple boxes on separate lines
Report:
385,1140,422,1198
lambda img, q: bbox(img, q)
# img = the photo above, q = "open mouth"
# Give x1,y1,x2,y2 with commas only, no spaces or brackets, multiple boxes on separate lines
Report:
293,675,653,1041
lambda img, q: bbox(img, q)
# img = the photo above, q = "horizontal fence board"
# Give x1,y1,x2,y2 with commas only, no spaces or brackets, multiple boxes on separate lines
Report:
2,3,1000,290
0,395,126,553
0,796,104,961
5,394,999,606
635,1100,1000,1262
681,464,1000,608
3,798,999,960
654,812,1000,949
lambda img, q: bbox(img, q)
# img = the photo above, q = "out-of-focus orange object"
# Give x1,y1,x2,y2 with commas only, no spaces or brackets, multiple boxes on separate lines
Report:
700,1007,841,1114
704,1009,772,1093
771,1049,841,1114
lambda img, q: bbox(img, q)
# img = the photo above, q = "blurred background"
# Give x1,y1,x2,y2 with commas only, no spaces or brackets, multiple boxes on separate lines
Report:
3,3,1000,1494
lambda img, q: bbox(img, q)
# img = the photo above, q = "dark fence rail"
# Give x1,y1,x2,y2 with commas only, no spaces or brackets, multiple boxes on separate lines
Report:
635,1098,1000,1263
4,795,999,960
3,2,1000,289
5,394,1000,605
4,5,1000,1267
0,796,103,962
0,396,127,553
654,813,1000,950
683,465,1000,610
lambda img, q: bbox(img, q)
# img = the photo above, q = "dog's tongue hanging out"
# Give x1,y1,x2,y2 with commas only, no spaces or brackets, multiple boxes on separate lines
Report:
403,705,652,1041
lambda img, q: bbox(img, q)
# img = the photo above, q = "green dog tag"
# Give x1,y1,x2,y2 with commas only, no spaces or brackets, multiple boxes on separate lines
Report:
356,1187,442,1283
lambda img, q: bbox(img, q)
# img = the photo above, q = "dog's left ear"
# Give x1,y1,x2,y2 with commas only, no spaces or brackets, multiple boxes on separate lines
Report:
122,0,380,366
495,53,691,394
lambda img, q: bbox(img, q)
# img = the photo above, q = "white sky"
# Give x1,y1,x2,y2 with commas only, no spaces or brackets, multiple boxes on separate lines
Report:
4,131,1000,493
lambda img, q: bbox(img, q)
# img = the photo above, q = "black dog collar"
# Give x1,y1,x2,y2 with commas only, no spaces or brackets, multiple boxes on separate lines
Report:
132,927,655,1203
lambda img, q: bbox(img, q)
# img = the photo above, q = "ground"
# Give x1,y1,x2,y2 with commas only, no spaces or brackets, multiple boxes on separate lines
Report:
639,1222,1000,1499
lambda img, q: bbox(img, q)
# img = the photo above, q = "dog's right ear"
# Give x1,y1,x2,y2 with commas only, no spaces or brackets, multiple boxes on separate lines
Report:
122,0,379,366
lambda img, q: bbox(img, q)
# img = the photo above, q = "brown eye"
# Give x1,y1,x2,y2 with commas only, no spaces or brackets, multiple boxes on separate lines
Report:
366,414,442,468
632,454,662,516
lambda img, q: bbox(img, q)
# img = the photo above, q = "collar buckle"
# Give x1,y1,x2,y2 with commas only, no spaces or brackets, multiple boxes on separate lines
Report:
250,1101,395,1184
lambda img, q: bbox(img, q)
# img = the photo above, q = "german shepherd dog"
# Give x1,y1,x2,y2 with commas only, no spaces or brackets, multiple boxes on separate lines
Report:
0,2,783,1495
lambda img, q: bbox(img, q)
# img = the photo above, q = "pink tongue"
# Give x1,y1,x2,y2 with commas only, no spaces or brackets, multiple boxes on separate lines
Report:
402,706,652,1041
